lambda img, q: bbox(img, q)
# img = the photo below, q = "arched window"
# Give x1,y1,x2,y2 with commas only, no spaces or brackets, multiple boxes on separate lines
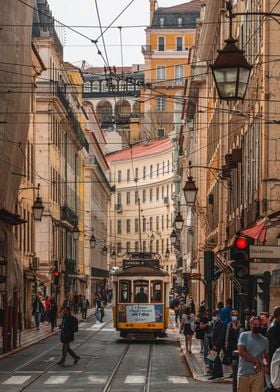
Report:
96,101,113,128
101,80,108,92
92,81,100,92
83,81,91,92
115,100,131,128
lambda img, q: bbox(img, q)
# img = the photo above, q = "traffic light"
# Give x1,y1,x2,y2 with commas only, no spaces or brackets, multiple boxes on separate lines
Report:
204,251,214,281
53,269,60,286
230,236,251,279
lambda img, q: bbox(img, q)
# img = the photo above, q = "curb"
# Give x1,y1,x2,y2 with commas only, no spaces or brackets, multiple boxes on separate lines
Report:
171,316,232,384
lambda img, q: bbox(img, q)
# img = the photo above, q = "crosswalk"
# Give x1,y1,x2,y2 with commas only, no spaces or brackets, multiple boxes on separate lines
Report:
1,373,189,385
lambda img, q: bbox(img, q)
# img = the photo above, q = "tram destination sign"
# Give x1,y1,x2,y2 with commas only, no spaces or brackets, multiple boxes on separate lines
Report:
250,245,280,259
123,259,160,268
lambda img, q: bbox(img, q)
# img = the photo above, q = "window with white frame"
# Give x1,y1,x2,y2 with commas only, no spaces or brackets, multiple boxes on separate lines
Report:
175,65,184,86
157,97,166,112
176,37,183,51
158,37,165,51
156,66,166,81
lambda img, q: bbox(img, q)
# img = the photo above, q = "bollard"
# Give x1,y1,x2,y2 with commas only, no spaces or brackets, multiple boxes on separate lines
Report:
232,350,239,392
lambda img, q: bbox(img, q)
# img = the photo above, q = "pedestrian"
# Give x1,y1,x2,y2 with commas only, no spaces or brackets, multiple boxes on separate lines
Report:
57,307,80,365
49,295,58,332
177,300,186,323
243,308,256,331
208,309,226,380
197,306,208,354
45,295,51,321
95,294,104,323
224,310,242,368
80,295,89,321
180,307,195,353
32,294,44,330
172,293,180,326
237,316,269,392
267,306,280,360
220,298,233,327
259,311,270,337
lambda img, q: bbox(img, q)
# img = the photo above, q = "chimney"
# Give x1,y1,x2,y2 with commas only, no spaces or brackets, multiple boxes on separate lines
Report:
150,0,158,25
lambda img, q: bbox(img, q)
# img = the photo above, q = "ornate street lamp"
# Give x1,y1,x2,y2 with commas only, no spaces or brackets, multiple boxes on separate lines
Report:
174,212,184,231
89,233,96,248
210,37,252,101
165,248,170,260
170,229,177,245
32,184,44,221
102,245,108,256
111,249,116,260
72,225,80,241
183,176,198,206
210,1,253,101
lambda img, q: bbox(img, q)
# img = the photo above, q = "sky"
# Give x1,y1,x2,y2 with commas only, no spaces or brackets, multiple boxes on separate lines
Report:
47,0,189,68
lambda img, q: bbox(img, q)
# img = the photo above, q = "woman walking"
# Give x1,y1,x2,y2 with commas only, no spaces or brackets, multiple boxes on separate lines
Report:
180,307,195,353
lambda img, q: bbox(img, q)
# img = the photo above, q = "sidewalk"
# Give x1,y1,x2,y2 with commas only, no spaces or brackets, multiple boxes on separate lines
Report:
0,307,96,360
171,312,233,384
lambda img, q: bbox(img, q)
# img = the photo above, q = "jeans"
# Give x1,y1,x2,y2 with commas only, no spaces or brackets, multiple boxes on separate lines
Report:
212,348,223,378
34,312,41,328
204,334,211,366
95,308,104,322
82,309,87,319
61,342,79,362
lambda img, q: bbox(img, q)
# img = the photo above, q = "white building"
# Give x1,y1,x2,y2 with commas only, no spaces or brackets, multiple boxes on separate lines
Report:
106,138,176,278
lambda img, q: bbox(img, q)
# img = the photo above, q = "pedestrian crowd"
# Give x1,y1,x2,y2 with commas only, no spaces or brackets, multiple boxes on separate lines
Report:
171,292,280,392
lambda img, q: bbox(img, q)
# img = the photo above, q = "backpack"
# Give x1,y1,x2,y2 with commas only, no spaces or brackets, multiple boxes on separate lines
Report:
271,347,280,390
72,315,78,333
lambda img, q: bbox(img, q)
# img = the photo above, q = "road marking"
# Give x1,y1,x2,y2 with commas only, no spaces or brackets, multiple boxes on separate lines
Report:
100,328,115,332
125,375,145,384
3,376,31,385
168,376,189,384
88,376,108,384
44,375,69,384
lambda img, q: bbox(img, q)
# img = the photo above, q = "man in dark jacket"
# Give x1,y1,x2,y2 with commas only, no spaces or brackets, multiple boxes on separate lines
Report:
57,307,80,365
32,294,44,330
209,310,226,380
48,295,57,332
267,306,280,361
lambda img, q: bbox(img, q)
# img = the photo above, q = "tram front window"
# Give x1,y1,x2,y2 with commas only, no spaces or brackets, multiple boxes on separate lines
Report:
119,280,131,303
151,281,162,303
134,281,148,303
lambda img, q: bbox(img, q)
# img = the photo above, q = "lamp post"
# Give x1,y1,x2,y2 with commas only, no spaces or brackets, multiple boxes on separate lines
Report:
170,229,177,246
19,183,44,221
72,225,80,241
174,212,184,231
165,248,170,260
90,232,96,248
210,0,280,101
183,176,198,206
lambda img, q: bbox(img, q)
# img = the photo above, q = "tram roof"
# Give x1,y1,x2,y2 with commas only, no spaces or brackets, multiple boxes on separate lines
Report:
113,265,169,277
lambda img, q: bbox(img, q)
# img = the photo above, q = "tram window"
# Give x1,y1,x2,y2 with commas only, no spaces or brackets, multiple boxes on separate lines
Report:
134,280,149,303
119,280,131,303
151,281,162,302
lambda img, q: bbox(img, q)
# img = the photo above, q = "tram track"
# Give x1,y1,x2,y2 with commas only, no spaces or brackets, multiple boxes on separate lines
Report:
0,317,113,391
102,342,153,392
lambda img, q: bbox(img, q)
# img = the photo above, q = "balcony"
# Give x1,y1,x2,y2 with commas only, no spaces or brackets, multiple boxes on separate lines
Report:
60,205,78,226
142,45,152,54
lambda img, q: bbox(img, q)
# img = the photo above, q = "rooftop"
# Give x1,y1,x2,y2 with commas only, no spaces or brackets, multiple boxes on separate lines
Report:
106,138,172,162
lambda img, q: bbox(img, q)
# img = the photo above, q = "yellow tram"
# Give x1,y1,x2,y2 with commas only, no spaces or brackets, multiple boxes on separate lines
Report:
111,252,170,339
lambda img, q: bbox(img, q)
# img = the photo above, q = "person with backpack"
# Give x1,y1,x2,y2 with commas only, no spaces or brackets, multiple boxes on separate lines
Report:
57,307,80,365
80,295,89,321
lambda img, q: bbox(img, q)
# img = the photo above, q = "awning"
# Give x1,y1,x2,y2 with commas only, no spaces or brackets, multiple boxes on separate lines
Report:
241,219,267,243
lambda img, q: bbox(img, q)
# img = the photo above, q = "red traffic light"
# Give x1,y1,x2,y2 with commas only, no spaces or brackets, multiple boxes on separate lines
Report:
53,271,60,277
234,236,248,250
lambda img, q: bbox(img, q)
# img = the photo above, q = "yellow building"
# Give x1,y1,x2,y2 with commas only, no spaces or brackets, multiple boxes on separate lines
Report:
142,0,201,139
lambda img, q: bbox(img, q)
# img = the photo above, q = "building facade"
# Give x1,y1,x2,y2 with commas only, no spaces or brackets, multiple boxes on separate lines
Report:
106,138,176,278
179,0,280,314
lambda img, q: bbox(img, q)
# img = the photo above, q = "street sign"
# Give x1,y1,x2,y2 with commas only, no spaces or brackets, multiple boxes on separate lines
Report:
250,245,280,259
250,262,279,275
